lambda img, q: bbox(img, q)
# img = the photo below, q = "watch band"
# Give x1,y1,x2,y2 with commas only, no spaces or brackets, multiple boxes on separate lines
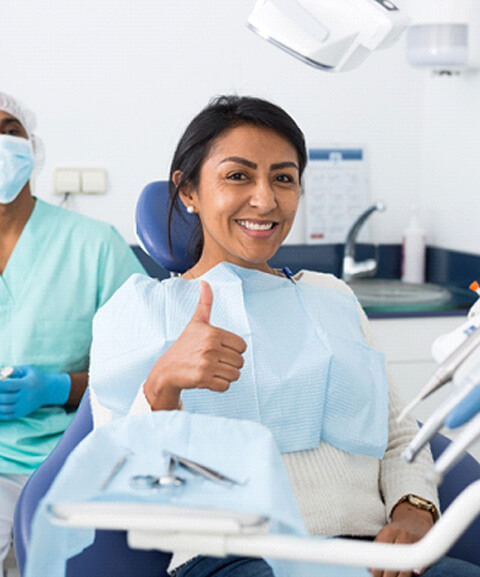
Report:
391,494,440,522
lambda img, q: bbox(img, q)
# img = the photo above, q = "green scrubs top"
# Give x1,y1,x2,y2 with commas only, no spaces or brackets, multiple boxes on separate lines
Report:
0,198,145,474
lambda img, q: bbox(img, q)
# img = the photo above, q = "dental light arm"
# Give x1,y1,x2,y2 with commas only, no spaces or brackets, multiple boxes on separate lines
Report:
247,0,410,72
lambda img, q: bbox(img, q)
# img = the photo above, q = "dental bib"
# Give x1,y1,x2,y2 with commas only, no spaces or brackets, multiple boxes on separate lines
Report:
91,262,388,458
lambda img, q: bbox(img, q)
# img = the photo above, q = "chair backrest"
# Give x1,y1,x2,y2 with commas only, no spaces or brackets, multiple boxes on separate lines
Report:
135,180,197,274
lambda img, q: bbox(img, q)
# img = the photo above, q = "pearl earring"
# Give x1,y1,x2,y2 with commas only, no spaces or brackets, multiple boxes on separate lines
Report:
186,205,195,214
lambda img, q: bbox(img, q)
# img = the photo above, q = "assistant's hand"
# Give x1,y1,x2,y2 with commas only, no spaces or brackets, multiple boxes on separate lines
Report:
145,281,247,410
0,365,71,420
370,502,435,577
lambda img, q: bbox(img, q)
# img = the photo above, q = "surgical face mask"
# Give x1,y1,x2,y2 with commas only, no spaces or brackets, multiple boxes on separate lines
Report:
0,134,34,204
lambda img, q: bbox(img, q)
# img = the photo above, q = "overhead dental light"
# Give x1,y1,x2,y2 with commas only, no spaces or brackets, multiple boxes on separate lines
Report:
246,0,411,72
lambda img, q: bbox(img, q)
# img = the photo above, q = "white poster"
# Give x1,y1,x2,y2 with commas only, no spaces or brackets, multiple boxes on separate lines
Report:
305,148,369,244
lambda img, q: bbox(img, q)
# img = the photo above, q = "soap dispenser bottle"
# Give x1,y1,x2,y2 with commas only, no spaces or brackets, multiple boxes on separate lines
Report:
401,206,426,284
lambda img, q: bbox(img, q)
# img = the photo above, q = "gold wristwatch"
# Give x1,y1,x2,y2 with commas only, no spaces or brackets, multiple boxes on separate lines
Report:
392,494,439,522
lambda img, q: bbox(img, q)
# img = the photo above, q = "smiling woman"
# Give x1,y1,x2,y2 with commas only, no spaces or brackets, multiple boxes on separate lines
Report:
86,96,480,577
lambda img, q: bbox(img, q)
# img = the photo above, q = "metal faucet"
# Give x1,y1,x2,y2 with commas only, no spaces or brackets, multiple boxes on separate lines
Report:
342,202,386,282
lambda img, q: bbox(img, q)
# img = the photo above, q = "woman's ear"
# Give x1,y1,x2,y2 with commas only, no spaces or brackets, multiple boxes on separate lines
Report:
173,170,197,212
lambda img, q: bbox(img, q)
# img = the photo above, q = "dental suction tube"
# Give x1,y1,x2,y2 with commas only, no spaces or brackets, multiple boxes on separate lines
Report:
429,412,480,485
402,380,480,464
398,327,480,423
403,357,480,464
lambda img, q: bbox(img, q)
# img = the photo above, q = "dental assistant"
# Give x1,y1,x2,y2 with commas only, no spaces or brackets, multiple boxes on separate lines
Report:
88,96,480,577
0,91,145,569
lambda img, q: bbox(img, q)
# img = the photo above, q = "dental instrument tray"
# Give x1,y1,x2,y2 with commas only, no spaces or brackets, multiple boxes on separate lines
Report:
48,502,270,535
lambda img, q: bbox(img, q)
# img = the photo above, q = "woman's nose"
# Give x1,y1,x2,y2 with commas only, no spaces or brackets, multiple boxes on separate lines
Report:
249,179,277,212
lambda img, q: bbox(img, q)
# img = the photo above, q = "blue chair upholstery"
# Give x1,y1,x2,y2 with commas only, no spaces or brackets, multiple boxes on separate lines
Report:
430,434,480,566
13,180,480,573
13,390,171,577
135,180,197,274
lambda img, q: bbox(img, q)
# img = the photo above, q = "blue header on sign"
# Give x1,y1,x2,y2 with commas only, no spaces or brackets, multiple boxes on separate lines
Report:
309,149,363,161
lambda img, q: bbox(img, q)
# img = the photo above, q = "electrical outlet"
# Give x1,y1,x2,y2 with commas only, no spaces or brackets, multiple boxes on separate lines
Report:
53,168,107,195
81,169,107,194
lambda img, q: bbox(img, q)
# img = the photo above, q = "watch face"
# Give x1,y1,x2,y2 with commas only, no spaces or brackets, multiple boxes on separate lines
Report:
410,496,429,507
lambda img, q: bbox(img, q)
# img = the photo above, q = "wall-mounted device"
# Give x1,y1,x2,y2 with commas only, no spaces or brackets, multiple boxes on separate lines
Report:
54,168,107,195
406,0,480,74
247,0,410,72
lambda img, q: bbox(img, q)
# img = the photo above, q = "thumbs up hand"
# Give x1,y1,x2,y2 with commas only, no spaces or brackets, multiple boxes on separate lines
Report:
145,281,247,410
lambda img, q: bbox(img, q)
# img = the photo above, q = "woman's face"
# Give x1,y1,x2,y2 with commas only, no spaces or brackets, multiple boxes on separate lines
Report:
181,124,301,272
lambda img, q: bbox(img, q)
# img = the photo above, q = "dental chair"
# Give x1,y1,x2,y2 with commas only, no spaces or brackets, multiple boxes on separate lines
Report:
13,181,480,575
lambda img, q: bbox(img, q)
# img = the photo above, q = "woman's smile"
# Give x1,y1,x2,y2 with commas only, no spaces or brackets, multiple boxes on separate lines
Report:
235,218,278,236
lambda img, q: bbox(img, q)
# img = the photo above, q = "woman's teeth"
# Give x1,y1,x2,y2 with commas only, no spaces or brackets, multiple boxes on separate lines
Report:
238,220,274,231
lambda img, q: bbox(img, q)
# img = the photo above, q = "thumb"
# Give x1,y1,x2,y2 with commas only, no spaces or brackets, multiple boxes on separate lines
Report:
191,281,213,324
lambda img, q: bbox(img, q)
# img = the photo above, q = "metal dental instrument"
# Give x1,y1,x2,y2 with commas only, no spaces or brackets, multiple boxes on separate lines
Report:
100,452,131,491
429,412,480,485
130,457,186,491
130,452,245,491
162,450,246,487
0,367,14,381
158,456,187,487
397,327,480,423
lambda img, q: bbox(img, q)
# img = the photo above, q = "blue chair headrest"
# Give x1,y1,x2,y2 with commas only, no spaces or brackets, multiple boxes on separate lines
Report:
135,181,198,274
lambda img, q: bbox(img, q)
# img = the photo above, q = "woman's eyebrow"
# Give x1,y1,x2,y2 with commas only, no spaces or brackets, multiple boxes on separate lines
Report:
218,156,257,169
218,157,299,171
270,161,299,171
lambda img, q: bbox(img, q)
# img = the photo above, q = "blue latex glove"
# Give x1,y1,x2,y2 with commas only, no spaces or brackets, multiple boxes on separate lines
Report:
445,384,480,429
0,365,71,420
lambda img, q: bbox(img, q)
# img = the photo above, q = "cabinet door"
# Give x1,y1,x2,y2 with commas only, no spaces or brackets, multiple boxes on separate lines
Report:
369,317,460,362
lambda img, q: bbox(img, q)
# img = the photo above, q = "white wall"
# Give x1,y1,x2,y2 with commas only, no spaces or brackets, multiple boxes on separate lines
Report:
1,0,464,249
419,72,480,254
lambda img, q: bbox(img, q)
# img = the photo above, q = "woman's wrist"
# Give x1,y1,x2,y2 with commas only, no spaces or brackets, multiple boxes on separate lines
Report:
391,494,439,524
144,378,181,411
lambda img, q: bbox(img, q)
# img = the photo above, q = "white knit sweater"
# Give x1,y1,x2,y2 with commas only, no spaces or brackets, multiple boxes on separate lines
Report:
90,270,439,540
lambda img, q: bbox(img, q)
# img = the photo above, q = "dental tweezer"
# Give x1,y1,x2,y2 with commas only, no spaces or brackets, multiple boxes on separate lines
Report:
162,450,246,487
100,453,130,491
397,327,480,423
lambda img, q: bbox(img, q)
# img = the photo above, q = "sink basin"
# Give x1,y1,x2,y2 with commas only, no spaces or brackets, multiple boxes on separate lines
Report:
347,279,452,312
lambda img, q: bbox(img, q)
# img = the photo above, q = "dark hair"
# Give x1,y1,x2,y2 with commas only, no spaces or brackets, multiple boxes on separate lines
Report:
167,95,307,263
